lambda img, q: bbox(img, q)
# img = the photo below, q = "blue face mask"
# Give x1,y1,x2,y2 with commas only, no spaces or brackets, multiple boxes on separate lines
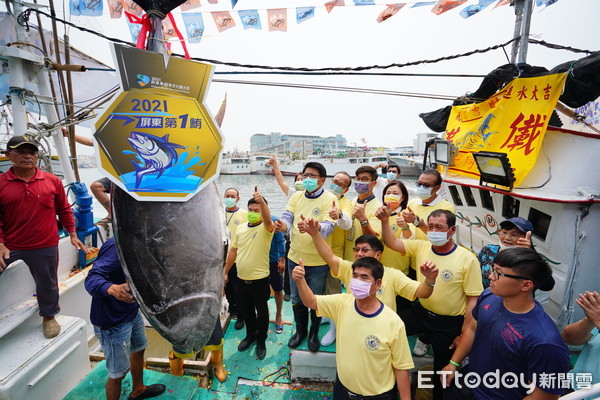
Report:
387,172,398,181
417,185,433,199
303,178,319,192
224,198,237,208
329,183,344,197
354,181,370,195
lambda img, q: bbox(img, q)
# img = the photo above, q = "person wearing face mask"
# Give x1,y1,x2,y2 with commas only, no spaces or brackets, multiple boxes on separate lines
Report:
373,162,401,201
267,154,304,199
299,213,439,312
379,181,413,276
223,187,274,360
319,172,354,347
292,257,414,400
376,208,483,400
401,169,455,241
342,166,383,262
273,162,336,352
478,217,533,288
223,187,248,330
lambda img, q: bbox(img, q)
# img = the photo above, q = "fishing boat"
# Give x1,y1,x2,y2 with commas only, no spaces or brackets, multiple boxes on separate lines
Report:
386,149,423,176
277,153,388,177
249,154,272,174
220,154,250,174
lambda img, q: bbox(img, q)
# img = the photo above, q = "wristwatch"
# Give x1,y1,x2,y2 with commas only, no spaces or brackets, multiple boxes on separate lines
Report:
413,216,422,228
360,220,369,227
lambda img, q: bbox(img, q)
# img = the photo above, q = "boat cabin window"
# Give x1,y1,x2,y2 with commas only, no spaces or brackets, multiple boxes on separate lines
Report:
479,189,494,211
461,186,477,207
448,185,463,206
528,208,551,241
502,196,520,219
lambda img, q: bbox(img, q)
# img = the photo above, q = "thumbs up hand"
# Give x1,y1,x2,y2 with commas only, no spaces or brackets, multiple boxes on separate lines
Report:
253,186,264,204
292,259,306,283
516,231,533,248
401,207,416,224
329,200,341,220
375,204,392,221
353,202,367,221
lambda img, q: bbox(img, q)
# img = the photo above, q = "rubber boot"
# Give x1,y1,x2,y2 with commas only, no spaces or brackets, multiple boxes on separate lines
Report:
308,309,322,352
210,347,228,382
288,304,308,348
168,351,184,376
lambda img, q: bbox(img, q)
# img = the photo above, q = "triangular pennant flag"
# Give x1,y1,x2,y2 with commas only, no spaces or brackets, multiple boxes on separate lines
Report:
354,0,375,5
238,9,261,29
296,7,315,24
411,1,435,7
127,20,143,42
107,0,123,18
377,3,405,22
325,0,345,13
182,12,204,43
70,0,103,16
267,9,287,32
536,0,559,9
231,0,238,8
124,0,143,16
493,0,510,8
212,11,235,32
432,0,467,15
162,15,177,40
180,0,201,12
459,0,495,18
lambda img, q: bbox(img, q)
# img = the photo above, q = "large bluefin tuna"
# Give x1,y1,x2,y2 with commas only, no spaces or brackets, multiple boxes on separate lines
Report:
112,183,226,353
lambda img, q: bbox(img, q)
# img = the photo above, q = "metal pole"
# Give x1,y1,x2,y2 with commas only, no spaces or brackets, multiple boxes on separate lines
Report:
7,0,28,136
63,34,81,181
510,0,524,64
517,0,533,64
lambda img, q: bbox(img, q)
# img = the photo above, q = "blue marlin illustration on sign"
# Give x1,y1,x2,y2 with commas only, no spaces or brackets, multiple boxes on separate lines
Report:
127,131,185,188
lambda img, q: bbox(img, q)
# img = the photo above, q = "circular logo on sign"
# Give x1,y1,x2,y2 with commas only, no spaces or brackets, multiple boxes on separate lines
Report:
365,335,380,351
485,214,497,228
137,74,150,87
441,269,454,282
312,208,321,217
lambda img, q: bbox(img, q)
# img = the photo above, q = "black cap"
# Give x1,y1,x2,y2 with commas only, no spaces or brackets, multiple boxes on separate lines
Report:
6,136,39,151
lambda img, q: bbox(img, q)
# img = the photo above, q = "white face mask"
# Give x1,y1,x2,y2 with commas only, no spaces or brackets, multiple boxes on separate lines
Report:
417,185,433,199
498,241,511,251
427,231,450,246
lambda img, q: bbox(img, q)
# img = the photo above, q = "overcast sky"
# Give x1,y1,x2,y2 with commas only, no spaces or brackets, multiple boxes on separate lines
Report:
37,0,600,153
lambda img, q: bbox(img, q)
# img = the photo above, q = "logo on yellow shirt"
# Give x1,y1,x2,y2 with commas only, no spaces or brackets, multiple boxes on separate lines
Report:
441,269,454,282
312,208,321,217
365,335,380,351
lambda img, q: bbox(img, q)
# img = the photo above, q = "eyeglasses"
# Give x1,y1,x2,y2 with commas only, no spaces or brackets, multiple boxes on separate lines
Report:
353,247,373,253
355,177,372,183
416,182,435,188
331,179,347,189
302,173,319,179
491,269,531,281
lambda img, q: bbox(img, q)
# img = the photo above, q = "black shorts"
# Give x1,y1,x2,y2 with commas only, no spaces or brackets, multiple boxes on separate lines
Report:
95,177,111,192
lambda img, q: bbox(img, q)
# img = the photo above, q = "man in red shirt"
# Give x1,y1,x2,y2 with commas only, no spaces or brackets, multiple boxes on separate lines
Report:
0,136,87,338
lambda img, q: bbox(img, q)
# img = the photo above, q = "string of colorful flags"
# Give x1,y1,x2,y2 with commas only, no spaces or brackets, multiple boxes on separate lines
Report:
69,0,561,46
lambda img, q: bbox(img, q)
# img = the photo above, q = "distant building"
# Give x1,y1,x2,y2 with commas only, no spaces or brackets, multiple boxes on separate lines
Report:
413,132,440,155
250,132,347,154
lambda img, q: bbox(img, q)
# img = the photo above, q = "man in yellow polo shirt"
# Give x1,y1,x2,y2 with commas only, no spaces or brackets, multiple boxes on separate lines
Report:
300,214,438,312
224,187,274,360
224,187,248,330
292,257,413,400
343,165,383,262
274,162,336,352
377,207,483,400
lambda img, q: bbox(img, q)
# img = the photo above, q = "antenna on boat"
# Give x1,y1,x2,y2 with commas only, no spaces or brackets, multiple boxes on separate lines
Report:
510,0,534,65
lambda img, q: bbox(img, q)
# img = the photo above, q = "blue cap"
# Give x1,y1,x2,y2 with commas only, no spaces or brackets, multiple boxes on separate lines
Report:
500,217,533,235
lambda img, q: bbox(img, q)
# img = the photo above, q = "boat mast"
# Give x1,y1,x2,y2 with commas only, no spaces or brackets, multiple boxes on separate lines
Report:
510,0,534,64
7,0,78,186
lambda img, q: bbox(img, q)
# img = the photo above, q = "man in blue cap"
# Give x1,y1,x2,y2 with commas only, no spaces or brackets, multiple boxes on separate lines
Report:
477,217,533,288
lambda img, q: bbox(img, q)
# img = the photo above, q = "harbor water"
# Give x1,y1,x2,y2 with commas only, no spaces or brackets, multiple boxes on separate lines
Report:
78,168,418,218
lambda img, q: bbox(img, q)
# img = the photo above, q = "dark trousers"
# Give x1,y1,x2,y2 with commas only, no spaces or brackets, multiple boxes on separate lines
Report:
398,301,464,400
283,235,291,295
333,375,399,400
4,246,60,318
237,276,270,342
224,263,242,318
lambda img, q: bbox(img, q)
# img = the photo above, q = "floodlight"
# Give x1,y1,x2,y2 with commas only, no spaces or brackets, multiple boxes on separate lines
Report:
432,139,456,166
472,151,515,191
